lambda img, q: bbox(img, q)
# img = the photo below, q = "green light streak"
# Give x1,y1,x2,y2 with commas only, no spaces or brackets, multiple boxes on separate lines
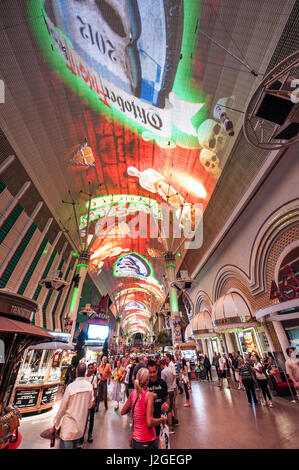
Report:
69,287,79,314
170,288,179,313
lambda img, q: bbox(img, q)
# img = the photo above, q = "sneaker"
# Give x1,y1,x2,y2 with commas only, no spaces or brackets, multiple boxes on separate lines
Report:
262,400,267,406
184,403,190,407
87,436,93,443
169,429,175,434
174,419,179,426
269,402,274,408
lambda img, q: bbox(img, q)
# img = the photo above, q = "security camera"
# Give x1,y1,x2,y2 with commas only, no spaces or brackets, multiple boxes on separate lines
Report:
39,269,69,291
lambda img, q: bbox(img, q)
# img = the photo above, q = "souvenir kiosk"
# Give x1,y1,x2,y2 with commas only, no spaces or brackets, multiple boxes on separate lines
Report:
11,341,75,414
0,289,52,448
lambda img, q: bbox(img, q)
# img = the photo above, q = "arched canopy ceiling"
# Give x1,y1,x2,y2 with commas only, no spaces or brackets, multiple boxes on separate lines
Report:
0,0,294,335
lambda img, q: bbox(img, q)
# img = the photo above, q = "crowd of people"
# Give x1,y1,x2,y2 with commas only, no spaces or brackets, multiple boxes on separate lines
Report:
49,346,299,449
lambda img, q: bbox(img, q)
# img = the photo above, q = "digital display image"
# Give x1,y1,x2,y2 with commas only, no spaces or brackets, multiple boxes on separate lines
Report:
0,0,284,338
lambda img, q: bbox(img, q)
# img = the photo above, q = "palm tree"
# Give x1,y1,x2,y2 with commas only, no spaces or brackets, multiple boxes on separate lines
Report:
156,330,171,353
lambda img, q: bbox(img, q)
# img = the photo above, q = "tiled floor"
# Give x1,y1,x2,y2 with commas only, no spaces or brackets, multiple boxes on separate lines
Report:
18,380,299,449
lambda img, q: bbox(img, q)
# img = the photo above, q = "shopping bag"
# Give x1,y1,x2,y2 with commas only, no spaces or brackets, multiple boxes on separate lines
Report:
159,423,170,449
107,381,114,400
119,384,126,402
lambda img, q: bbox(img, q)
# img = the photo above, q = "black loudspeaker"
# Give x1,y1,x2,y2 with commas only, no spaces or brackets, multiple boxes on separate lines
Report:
274,122,299,140
255,93,295,125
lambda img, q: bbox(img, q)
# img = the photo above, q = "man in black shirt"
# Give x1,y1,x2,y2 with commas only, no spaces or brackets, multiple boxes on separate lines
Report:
147,360,169,438
132,355,148,383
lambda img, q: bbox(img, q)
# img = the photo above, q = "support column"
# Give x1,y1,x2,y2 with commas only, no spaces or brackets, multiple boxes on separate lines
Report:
202,338,208,356
0,181,31,226
115,319,121,353
216,336,222,353
260,320,275,353
272,320,290,360
27,231,62,298
149,318,154,343
0,155,15,175
158,313,163,332
68,251,90,344
165,252,182,345
224,332,234,353
14,217,53,292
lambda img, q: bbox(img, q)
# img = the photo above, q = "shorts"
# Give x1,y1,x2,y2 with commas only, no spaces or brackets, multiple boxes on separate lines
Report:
168,391,175,412
220,371,227,379
132,439,157,449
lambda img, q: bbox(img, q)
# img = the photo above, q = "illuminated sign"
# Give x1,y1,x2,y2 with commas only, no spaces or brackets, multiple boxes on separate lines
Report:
124,301,148,311
114,253,153,279
270,265,299,302
79,194,162,229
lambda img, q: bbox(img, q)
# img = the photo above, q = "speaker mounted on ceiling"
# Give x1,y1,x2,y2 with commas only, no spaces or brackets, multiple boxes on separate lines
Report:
243,51,299,150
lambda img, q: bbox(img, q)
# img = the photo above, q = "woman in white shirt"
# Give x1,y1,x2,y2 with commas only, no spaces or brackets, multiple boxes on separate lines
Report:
252,356,273,407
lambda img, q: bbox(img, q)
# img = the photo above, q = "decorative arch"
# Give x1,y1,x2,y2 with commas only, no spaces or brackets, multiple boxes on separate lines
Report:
213,265,251,303
274,240,299,284
194,290,212,315
249,200,299,295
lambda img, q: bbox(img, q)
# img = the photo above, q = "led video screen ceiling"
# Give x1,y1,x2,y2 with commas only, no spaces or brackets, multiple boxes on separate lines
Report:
1,0,289,336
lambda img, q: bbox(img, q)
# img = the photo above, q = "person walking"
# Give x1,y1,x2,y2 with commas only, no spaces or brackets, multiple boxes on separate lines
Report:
96,356,112,411
203,355,212,381
186,358,192,389
174,356,184,394
165,354,179,431
231,352,239,382
147,360,169,439
124,356,134,398
212,352,220,382
181,358,190,407
111,359,126,410
121,368,167,449
50,363,93,449
84,362,98,443
160,359,176,434
132,355,148,383
238,356,259,406
285,347,299,389
218,354,228,389
251,355,273,407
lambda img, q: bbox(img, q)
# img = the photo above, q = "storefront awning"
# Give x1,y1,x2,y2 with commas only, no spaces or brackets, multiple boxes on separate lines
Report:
28,341,74,350
191,311,215,338
212,293,254,331
184,323,193,342
0,316,53,339
256,298,299,321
